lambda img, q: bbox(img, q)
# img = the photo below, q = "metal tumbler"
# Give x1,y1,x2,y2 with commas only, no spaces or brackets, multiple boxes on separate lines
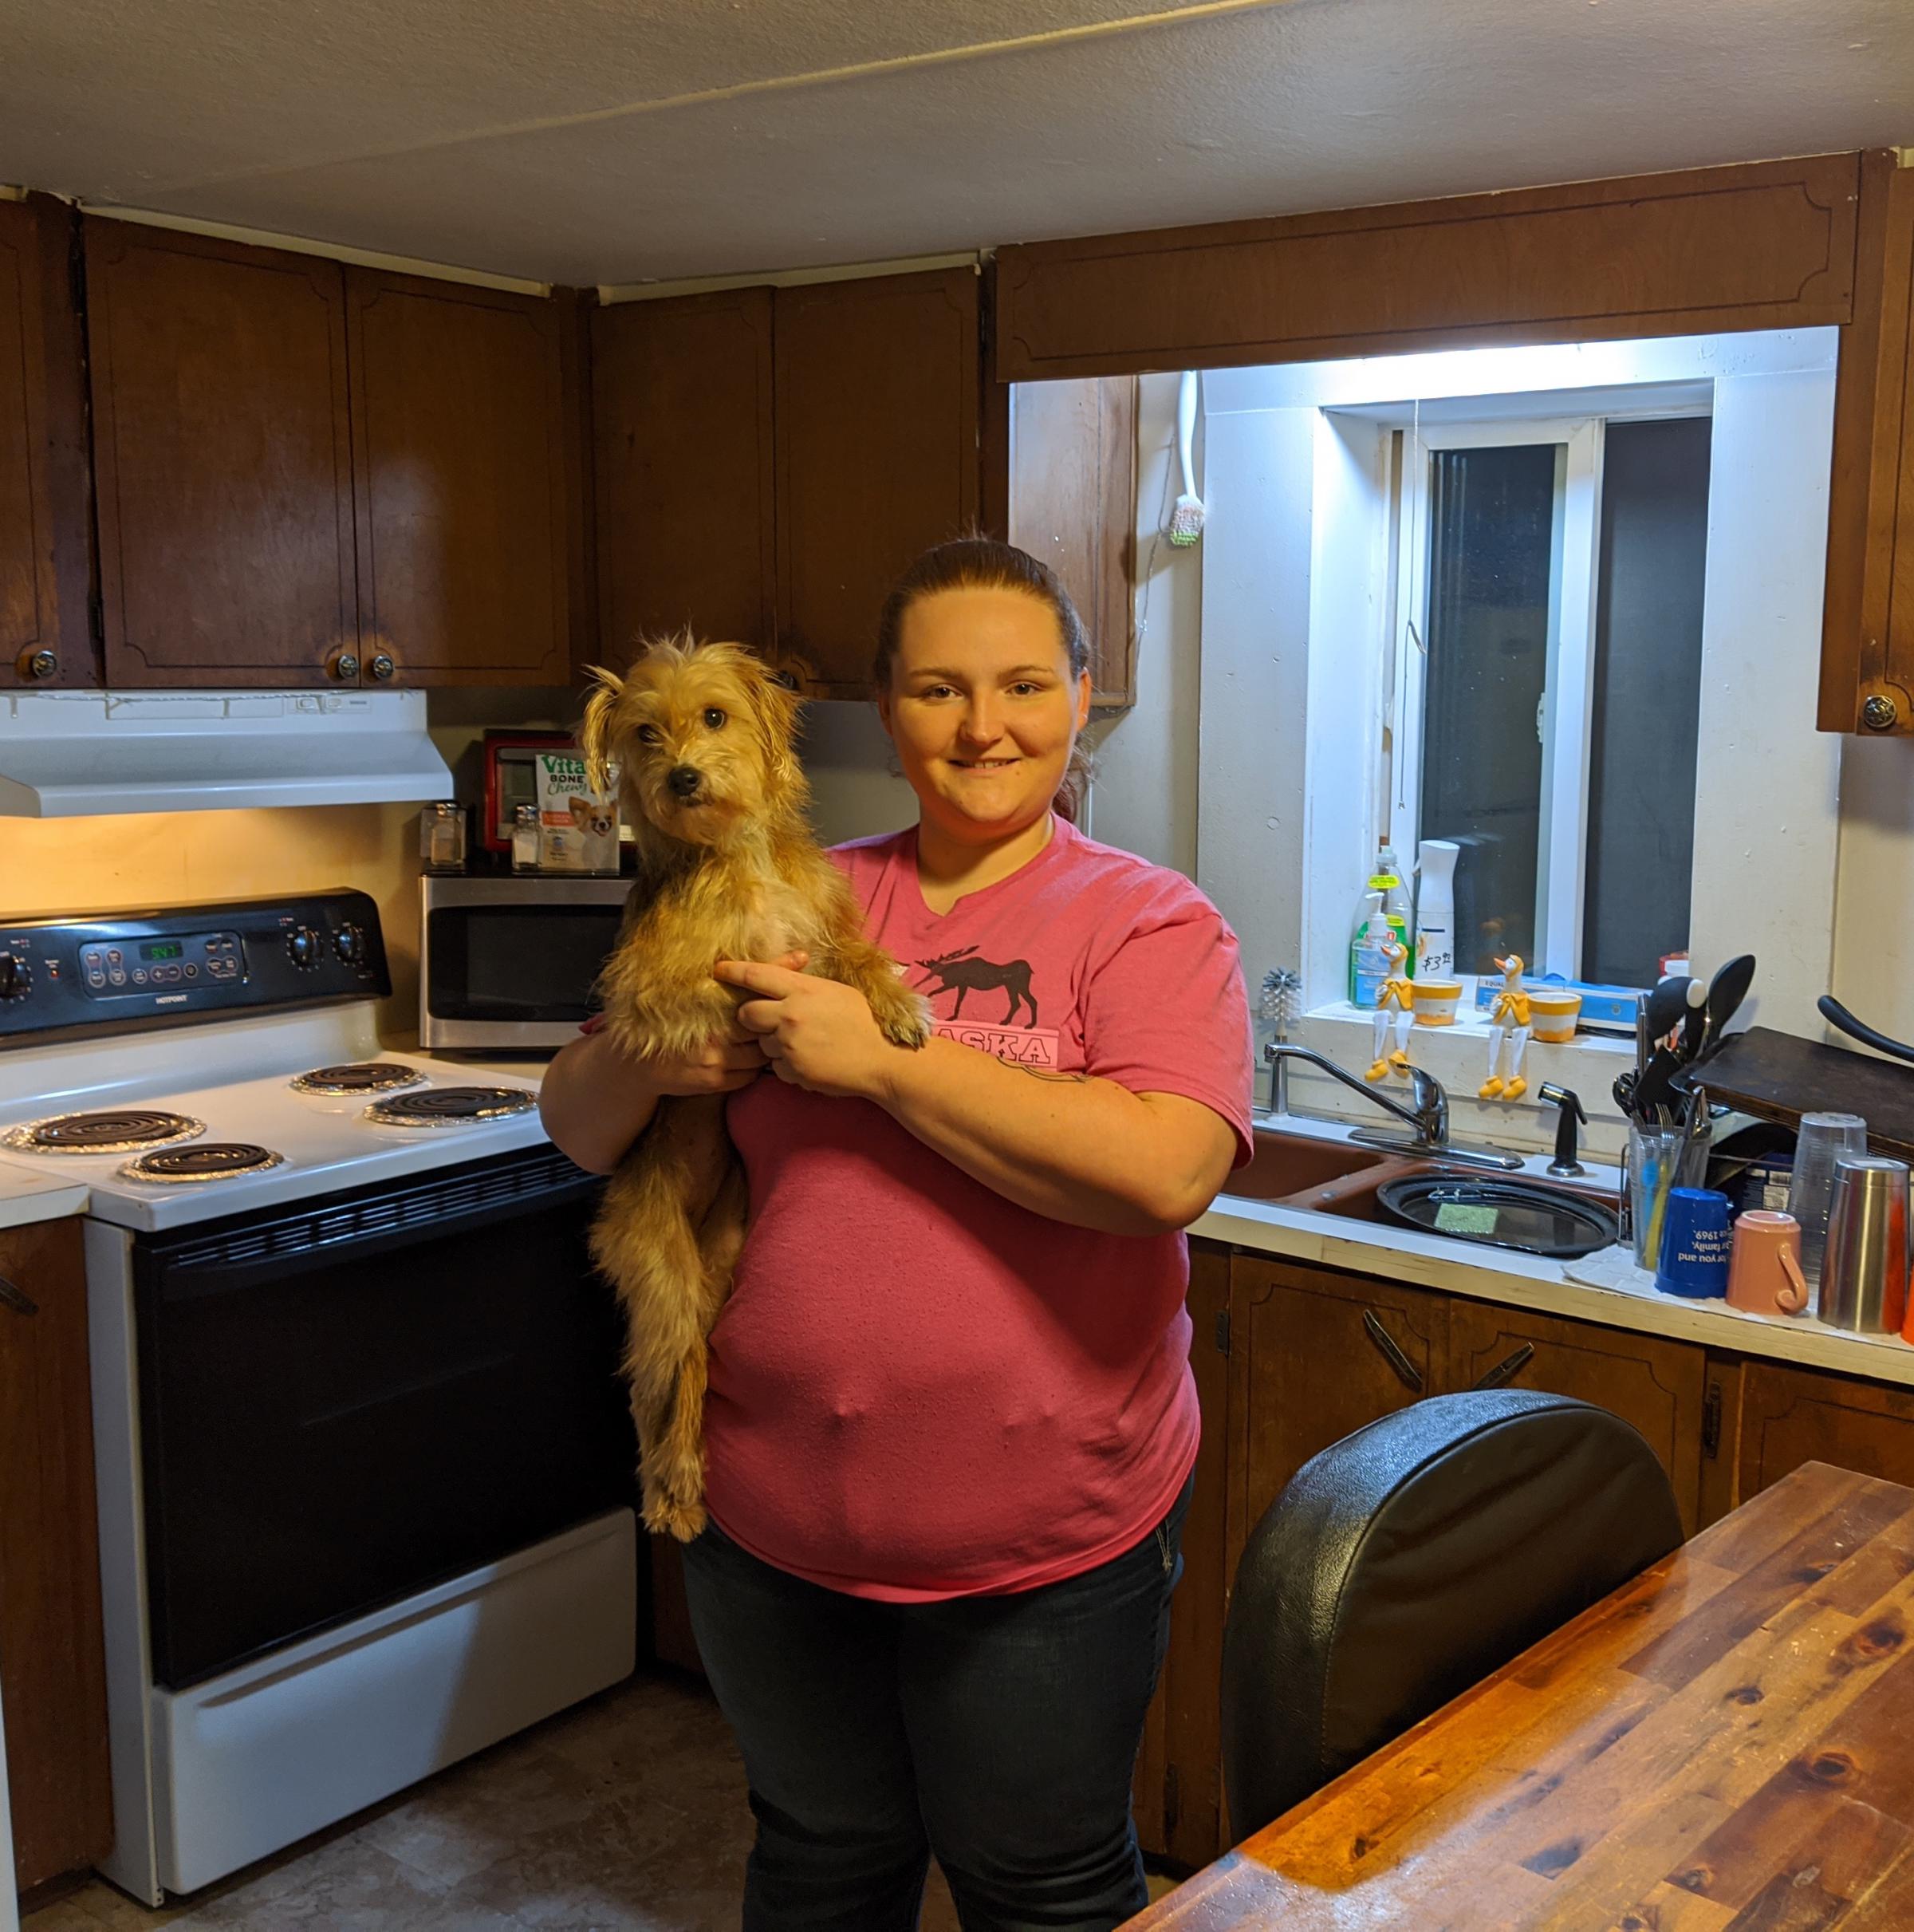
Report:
1819,1154,1912,1335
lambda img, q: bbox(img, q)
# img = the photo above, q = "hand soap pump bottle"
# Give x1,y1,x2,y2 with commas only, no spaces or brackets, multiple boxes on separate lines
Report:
1413,839,1459,979
1369,843,1414,973
1349,890,1388,1007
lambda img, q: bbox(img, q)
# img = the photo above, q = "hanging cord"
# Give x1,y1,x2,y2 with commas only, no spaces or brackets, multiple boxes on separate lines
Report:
1133,390,1183,657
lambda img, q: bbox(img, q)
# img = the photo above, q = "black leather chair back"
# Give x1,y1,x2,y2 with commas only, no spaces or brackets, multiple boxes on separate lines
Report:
1219,1389,1683,1843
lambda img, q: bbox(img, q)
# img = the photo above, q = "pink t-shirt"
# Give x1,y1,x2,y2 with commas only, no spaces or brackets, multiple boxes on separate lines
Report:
703,814,1254,1602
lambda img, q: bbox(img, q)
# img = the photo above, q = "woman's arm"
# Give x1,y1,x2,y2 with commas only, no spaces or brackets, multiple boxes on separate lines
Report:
715,961,1239,1236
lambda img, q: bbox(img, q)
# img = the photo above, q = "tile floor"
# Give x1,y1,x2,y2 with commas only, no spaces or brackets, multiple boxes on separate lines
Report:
26,1671,1176,1930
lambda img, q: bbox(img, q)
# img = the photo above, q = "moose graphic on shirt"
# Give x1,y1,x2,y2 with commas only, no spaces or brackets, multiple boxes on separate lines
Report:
914,947,1039,1026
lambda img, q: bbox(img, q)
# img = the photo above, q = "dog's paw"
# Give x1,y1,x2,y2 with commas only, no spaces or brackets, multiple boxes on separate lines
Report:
644,1491,708,1543
870,983,934,1051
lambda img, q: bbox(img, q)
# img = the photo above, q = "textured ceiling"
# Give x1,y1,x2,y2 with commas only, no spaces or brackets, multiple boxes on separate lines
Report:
2,0,1910,286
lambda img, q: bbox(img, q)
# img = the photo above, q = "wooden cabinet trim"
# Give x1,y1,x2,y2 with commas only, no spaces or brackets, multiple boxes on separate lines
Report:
1821,151,1914,733
996,152,1861,381
85,217,358,688
344,264,571,687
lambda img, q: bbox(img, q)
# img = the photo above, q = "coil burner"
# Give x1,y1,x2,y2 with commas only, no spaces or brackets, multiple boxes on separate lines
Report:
4,1110,205,1155
289,1063,427,1096
363,1086,537,1128
120,1142,286,1184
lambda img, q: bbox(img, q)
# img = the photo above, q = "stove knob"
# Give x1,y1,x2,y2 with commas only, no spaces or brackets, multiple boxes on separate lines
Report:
0,953,28,1001
332,924,364,965
285,926,320,972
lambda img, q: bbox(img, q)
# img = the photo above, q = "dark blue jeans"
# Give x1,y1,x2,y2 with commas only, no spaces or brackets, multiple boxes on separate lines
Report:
679,1474,1192,1932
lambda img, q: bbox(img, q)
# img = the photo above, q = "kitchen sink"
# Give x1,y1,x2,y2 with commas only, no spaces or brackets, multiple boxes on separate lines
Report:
1228,1128,1405,1207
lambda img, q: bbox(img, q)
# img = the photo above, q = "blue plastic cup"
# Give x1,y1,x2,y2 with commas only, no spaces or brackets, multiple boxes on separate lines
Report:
1656,1188,1735,1299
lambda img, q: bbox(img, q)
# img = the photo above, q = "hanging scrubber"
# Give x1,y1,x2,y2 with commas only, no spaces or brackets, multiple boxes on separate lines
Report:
1167,370,1207,545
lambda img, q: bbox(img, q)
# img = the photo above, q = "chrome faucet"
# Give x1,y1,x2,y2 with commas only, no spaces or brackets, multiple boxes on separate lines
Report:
1262,1042,1524,1173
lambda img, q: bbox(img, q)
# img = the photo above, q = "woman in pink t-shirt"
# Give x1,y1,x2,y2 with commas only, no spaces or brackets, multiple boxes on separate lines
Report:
541,538,1253,1931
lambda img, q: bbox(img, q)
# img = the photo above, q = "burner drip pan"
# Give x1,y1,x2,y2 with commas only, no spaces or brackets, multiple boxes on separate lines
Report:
5,1110,205,1155
364,1086,537,1128
120,1143,286,1184
290,1063,427,1096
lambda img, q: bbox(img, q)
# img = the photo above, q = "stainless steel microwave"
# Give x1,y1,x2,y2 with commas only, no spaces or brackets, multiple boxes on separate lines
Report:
419,874,632,1050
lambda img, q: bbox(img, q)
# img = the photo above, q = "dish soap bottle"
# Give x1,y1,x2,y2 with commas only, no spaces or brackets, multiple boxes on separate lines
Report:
1369,843,1414,975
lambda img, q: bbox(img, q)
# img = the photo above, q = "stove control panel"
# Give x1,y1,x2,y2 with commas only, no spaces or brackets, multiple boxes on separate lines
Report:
0,891,390,1044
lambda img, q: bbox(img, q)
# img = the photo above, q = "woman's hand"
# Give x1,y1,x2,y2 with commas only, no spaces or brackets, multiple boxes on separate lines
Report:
714,960,901,1101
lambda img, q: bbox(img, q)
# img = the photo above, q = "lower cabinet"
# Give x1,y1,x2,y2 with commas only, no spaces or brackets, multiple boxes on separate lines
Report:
1722,1358,1914,1499
0,1217,113,1893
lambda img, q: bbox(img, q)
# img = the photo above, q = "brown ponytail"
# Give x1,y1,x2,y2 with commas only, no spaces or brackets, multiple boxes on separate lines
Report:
872,538,1095,822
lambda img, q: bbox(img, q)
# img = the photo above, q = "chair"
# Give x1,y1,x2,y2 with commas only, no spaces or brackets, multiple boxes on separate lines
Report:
1219,1388,1684,1843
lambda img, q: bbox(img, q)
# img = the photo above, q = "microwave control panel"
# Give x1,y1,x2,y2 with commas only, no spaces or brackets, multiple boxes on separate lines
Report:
0,891,389,1043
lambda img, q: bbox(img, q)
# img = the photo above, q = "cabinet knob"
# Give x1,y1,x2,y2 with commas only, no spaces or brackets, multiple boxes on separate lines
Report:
369,653,396,682
333,653,360,682
1862,693,1900,732
17,648,57,681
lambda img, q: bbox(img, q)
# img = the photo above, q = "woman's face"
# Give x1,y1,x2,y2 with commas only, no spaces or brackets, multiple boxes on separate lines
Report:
879,586,1091,846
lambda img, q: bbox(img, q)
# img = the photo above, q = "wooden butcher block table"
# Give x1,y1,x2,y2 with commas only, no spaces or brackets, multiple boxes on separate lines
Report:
1130,1461,1914,1930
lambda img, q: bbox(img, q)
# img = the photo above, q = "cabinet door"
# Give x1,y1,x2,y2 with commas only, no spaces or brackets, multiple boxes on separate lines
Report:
0,1218,112,1891
85,219,359,688
1008,377,1137,706
347,268,572,686
592,287,776,663
1734,1360,1914,1499
1821,150,1914,735
1227,1257,1447,1587
1133,1238,1231,1868
0,195,93,689
774,268,980,697
1443,1299,1708,1535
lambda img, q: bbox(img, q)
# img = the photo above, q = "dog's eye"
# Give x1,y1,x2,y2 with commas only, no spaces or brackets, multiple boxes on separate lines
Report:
703,708,727,730
636,724,660,744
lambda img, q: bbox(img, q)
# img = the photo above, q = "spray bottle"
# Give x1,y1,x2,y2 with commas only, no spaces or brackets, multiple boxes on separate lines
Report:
1413,840,1459,980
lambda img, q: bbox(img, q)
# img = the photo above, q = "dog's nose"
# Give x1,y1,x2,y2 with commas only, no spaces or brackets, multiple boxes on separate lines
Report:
667,765,703,799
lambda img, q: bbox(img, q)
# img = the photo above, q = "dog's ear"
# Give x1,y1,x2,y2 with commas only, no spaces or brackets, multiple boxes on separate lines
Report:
569,795,592,818
741,655,804,803
578,666,625,794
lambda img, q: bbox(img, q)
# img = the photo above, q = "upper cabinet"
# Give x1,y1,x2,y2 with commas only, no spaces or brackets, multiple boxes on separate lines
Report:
84,219,577,688
589,266,986,697
346,268,573,686
1821,152,1914,735
591,286,777,660
774,268,981,697
0,195,93,688
86,219,360,688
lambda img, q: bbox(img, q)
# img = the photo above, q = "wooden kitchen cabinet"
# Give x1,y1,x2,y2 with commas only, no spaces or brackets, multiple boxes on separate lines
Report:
0,1217,113,1892
774,266,982,697
1443,1299,1709,1536
345,267,573,686
1821,150,1914,735
85,218,360,688
1724,1358,1914,1501
1007,376,1137,706
0,194,93,690
591,286,777,662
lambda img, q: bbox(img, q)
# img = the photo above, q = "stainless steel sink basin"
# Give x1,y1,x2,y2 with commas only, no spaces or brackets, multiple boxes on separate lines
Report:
1227,1128,1406,1207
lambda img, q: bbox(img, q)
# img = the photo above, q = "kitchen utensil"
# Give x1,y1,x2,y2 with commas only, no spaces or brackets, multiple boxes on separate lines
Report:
1655,1188,1735,1299
1786,1111,1869,1288
1642,976,1696,1050
1701,955,1757,1056
1727,1211,1809,1316
1818,994,1914,1067
1630,1046,1687,1120
1820,1155,1911,1334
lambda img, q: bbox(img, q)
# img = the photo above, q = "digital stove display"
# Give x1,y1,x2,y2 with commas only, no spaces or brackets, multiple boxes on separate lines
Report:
141,940,185,961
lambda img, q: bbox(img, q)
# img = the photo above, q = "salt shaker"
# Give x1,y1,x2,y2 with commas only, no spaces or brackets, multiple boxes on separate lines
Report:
510,803,542,873
419,801,467,873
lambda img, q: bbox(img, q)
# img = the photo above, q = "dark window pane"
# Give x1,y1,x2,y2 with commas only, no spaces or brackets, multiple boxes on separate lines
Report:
1420,444,1557,976
1581,417,1711,987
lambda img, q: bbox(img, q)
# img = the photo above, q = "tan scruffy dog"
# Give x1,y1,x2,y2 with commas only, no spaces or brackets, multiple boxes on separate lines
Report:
580,637,931,1540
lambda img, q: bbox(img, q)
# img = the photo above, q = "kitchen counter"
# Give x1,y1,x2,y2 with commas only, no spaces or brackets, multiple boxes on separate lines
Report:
0,1161,87,1231
1197,1111,1914,1390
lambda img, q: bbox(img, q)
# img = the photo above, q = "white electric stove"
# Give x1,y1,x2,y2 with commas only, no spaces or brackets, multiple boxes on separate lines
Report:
0,892,635,1906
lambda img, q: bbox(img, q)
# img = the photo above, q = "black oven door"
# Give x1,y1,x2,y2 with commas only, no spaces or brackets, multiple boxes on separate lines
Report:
134,1146,633,1687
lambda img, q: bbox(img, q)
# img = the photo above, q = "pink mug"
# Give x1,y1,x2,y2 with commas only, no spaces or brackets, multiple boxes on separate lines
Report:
1727,1210,1810,1317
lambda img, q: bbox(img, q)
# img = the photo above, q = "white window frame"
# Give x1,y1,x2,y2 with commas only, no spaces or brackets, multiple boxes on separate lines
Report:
1391,416,1605,980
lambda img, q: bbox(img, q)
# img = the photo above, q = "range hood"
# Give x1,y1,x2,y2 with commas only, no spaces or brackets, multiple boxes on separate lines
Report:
0,689,455,817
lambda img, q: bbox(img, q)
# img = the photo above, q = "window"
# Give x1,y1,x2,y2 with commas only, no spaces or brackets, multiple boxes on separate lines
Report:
1388,412,1711,986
